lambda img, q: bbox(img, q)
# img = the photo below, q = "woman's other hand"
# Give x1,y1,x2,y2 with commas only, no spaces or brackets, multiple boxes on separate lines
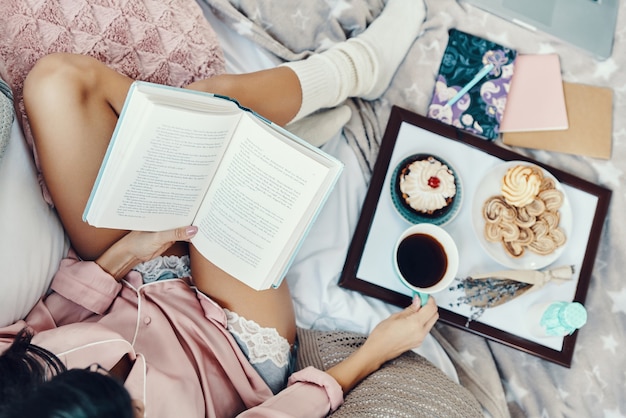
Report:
361,295,438,365
95,226,198,280
325,296,438,394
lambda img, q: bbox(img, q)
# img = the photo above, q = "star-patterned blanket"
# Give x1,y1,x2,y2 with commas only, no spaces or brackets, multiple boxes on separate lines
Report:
203,0,625,416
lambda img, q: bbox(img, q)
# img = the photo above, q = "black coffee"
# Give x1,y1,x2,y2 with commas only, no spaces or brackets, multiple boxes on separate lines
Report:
396,233,447,288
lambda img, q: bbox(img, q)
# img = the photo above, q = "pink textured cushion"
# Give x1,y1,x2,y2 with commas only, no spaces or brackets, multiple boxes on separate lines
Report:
0,0,225,99
0,0,226,197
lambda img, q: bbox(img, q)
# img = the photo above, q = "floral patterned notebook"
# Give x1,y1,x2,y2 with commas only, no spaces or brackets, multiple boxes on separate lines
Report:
427,29,517,140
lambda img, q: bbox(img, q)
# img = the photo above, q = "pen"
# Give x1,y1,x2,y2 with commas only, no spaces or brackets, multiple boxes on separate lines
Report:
445,63,494,108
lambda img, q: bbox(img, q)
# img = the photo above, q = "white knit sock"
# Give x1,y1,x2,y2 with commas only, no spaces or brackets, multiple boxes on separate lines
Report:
284,0,426,123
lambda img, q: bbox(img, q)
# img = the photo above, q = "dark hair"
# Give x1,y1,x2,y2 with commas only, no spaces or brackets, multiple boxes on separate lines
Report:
5,368,134,418
0,329,134,418
0,328,66,411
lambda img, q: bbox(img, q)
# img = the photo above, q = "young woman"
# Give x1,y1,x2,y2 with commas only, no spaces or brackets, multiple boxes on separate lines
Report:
0,1,440,416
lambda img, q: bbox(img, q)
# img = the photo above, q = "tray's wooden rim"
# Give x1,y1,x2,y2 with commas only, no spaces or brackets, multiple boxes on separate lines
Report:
339,105,612,368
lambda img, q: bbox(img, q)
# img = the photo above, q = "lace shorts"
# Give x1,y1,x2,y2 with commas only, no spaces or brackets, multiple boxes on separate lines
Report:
133,255,294,393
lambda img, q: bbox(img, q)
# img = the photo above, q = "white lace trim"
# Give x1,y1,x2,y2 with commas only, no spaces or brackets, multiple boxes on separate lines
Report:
224,309,290,368
133,255,191,283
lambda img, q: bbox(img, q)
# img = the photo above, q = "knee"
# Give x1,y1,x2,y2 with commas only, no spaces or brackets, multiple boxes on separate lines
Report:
23,53,99,109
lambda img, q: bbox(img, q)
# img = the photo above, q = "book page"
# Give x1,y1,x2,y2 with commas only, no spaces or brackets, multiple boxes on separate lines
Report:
191,115,331,289
87,97,241,230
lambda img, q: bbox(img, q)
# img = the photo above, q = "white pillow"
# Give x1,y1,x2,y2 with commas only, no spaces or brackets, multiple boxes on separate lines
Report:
0,105,69,327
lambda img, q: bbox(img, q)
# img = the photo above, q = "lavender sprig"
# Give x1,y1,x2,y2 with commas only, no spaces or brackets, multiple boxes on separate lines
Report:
449,277,532,326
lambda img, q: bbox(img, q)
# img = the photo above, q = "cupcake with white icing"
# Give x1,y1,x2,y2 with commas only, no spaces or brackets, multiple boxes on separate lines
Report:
398,156,457,216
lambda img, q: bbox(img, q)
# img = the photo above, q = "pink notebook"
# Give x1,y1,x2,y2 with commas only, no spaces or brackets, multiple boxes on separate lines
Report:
500,54,568,133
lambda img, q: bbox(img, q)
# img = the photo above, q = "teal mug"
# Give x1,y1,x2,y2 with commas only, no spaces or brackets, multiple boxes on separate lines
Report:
393,224,459,306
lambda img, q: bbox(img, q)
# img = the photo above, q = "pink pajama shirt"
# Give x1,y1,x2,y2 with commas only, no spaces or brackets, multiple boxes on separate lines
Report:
0,255,343,417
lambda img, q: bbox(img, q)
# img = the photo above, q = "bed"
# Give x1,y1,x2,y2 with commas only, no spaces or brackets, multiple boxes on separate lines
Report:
1,0,624,417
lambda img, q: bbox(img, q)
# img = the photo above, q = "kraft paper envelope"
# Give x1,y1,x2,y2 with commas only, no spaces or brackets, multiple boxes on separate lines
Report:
502,82,612,159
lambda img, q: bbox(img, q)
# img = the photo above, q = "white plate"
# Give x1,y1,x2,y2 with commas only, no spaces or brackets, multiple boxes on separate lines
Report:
471,161,572,269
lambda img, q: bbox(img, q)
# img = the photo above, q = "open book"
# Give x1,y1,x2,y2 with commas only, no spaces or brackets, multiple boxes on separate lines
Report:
84,81,343,290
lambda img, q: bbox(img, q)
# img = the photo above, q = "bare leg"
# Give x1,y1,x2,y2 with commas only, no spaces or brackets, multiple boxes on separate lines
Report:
24,53,299,343
185,71,304,342
24,53,133,260
186,67,302,126
24,55,305,259
190,247,296,343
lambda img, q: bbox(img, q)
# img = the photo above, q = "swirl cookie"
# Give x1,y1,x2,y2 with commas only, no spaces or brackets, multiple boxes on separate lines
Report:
501,165,543,207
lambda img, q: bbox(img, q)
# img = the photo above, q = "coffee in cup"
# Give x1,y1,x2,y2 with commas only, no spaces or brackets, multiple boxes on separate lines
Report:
393,223,459,304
